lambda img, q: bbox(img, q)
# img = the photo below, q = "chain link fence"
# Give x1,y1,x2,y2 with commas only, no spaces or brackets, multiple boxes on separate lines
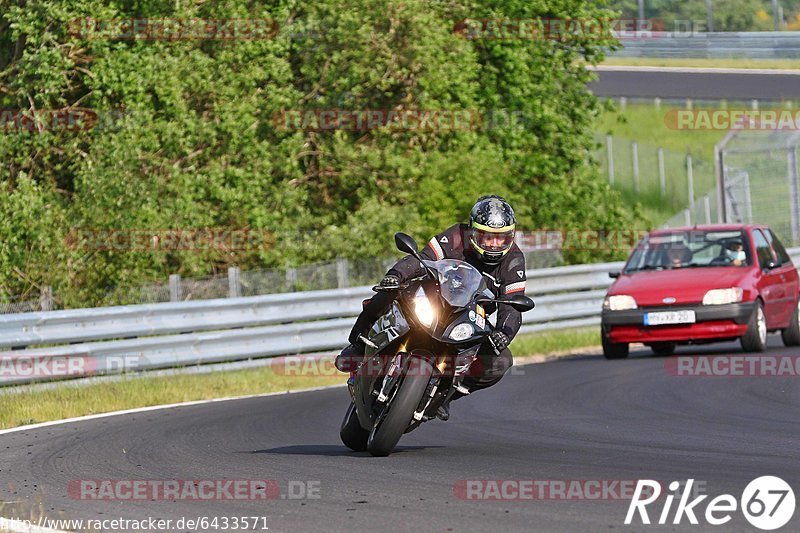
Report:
594,132,716,216
0,247,563,313
717,128,800,245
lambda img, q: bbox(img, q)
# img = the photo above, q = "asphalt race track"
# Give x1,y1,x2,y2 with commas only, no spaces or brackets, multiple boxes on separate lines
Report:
589,66,800,100
1,336,799,532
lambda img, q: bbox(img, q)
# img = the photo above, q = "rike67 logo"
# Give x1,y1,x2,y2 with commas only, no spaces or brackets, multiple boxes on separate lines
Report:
625,477,795,530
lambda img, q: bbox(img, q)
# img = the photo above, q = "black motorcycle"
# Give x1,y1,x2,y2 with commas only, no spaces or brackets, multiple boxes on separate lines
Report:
340,232,535,456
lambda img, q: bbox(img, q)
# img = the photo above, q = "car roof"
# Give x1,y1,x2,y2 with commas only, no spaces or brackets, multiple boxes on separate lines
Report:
648,224,763,236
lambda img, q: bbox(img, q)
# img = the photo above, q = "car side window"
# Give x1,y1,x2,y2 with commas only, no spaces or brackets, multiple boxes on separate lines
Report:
753,230,776,268
765,229,791,265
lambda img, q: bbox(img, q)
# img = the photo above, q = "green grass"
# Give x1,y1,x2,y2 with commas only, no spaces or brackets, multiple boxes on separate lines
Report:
0,328,600,429
594,103,725,225
510,326,599,357
602,57,800,70
595,101,800,228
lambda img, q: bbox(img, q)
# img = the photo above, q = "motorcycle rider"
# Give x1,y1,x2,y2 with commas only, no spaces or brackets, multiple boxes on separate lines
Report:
335,195,527,420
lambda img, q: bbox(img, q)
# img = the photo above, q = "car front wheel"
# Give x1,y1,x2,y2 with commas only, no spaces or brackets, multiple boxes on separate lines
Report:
781,298,800,347
649,342,676,356
741,301,767,352
602,330,629,359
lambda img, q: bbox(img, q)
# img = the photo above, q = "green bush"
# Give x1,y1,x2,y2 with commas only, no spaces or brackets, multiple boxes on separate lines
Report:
0,0,641,307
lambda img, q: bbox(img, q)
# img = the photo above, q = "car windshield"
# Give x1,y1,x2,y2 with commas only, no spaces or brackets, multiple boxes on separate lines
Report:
423,259,486,307
624,230,752,273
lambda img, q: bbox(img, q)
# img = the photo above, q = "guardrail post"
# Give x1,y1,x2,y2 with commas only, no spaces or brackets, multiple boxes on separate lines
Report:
788,146,800,244
606,135,615,185
169,274,182,302
715,143,726,223
286,268,297,292
687,153,695,209
632,141,640,193
684,209,691,226
228,267,241,298
706,0,714,32
336,258,349,288
39,286,53,311
658,147,666,196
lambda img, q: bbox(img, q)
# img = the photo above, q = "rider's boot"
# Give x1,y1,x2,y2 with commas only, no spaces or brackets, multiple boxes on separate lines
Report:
435,387,469,421
335,340,365,373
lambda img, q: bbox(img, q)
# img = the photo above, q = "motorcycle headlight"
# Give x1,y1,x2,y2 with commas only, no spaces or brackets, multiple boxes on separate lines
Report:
449,323,474,341
702,288,743,305
603,294,637,311
414,287,434,327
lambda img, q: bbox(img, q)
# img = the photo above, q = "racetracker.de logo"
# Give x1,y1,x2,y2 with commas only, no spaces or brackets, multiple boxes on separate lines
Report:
665,356,800,377
65,228,275,252
453,18,654,40
68,480,321,500
0,108,99,132
0,354,147,378
273,355,525,377
273,109,484,132
68,18,279,40
453,479,657,501
664,109,800,131
516,229,649,251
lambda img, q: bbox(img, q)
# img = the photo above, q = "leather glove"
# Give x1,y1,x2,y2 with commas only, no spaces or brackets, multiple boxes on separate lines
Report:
379,274,402,289
489,330,510,353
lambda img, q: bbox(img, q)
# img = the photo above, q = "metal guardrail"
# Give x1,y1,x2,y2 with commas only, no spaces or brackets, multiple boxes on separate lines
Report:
0,260,623,386
2,249,798,386
612,31,800,59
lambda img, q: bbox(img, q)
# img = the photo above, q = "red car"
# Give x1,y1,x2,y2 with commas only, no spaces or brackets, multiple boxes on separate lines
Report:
601,224,800,359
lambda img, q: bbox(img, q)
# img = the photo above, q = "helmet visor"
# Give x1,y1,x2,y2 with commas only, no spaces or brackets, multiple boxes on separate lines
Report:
473,229,514,252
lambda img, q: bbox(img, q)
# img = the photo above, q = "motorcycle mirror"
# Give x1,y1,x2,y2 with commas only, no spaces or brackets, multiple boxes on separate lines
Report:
476,294,535,312
499,294,536,312
395,232,437,279
395,232,419,255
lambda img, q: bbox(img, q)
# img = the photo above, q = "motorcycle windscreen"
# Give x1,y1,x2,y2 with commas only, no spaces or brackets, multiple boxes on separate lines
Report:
423,259,485,308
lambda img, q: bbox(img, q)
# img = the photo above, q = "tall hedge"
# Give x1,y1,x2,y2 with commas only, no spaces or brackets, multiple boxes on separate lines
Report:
0,0,639,307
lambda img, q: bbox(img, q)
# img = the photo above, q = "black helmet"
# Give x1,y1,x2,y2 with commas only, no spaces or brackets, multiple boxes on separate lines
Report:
468,195,516,264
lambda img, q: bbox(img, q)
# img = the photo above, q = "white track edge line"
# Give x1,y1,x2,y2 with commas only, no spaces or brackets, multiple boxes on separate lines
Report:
0,350,589,437
0,383,346,436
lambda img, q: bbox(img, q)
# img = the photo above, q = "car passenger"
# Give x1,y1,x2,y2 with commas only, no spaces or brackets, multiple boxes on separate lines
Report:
665,243,691,268
724,240,746,266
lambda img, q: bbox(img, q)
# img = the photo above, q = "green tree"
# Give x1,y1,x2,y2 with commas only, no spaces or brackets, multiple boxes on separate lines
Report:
1,0,640,307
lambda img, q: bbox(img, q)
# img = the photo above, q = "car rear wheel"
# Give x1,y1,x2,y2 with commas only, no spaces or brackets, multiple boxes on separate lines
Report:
741,301,767,352
781,298,800,347
602,331,629,359
649,342,676,357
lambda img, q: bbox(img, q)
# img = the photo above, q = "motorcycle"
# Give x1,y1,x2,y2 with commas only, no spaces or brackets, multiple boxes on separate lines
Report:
340,232,535,456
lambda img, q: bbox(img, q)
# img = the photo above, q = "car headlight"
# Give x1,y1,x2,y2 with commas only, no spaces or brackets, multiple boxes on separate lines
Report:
702,288,743,305
603,295,638,311
414,287,434,327
449,323,474,341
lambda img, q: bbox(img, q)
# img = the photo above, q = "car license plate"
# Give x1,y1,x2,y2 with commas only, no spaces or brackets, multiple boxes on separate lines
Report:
644,310,696,326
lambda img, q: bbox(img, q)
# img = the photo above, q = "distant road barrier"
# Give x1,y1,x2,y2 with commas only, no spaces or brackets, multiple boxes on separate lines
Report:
611,32,800,59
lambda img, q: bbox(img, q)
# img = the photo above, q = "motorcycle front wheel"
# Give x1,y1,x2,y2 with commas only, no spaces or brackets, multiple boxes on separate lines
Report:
366,356,433,457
